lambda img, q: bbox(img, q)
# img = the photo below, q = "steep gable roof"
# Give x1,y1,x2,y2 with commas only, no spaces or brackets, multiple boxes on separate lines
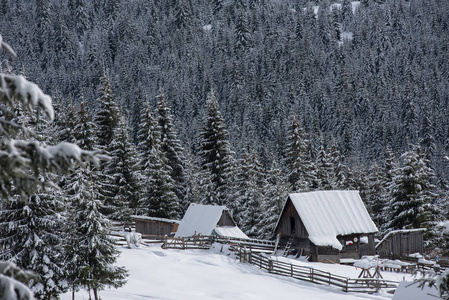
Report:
175,204,248,239
285,190,378,250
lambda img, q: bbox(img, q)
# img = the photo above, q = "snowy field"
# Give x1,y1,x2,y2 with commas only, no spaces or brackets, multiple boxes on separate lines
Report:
60,242,408,300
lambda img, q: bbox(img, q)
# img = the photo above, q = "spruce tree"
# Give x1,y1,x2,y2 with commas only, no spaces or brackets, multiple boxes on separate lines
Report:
198,90,236,206
285,113,316,192
0,187,68,299
105,115,141,220
386,145,438,232
137,102,179,219
65,167,127,300
235,151,266,237
156,94,187,212
255,157,288,239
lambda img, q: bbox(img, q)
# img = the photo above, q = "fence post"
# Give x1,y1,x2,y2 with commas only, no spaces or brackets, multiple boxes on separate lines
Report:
268,259,273,273
182,237,185,249
291,264,294,277
310,268,314,283
345,279,348,292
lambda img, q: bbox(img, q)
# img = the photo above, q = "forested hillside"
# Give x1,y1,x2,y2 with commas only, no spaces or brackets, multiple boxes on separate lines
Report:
2,0,449,238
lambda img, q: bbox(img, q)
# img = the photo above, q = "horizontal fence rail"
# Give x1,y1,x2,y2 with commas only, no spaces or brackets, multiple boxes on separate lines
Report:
162,235,277,251
237,250,398,294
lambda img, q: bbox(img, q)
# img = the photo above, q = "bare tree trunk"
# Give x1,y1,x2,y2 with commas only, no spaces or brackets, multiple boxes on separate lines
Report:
93,288,99,300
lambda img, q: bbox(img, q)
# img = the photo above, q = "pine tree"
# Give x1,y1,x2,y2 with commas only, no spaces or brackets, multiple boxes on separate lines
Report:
0,186,68,299
386,145,438,232
235,151,266,237
94,73,120,148
285,113,316,192
0,32,105,300
234,12,253,51
156,94,187,212
104,115,141,220
365,163,387,228
315,141,334,190
255,157,288,239
198,90,236,206
137,102,179,219
65,167,127,300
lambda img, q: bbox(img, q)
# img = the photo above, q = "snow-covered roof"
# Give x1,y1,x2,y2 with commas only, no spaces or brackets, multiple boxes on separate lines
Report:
175,204,247,239
375,228,426,249
287,190,378,250
213,226,249,239
131,215,180,224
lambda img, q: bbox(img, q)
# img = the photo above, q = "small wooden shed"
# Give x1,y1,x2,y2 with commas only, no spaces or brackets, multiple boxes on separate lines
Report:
174,204,248,239
132,215,180,238
375,228,425,258
274,190,378,262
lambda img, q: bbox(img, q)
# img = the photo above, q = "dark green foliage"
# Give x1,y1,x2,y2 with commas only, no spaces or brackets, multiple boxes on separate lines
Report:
137,102,179,219
386,145,437,231
65,168,127,300
198,90,236,207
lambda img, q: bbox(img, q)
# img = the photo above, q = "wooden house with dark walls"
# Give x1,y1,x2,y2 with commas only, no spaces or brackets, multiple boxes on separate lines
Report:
274,190,378,262
375,228,425,258
133,215,180,238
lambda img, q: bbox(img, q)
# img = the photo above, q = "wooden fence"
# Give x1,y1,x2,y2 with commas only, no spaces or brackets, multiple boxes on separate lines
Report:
162,235,277,252
238,250,398,294
162,235,214,249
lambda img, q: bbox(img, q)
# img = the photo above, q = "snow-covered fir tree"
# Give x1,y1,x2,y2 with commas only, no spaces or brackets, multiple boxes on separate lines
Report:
235,150,266,237
64,167,127,300
198,90,236,206
0,187,68,299
284,113,316,192
386,144,438,232
315,141,334,190
104,115,141,220
156,94,187,213
137,102,179,219
255,156,288,239
0,35,105,300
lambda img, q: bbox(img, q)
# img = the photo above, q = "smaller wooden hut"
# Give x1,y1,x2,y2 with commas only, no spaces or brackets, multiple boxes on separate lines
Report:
175,204,248,239
375,228,425,258
132,215,180,238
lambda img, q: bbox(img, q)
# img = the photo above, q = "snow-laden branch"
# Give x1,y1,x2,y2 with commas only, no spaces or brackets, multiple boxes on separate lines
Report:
0,74,54,121
0,262,37,300
0,35,17,58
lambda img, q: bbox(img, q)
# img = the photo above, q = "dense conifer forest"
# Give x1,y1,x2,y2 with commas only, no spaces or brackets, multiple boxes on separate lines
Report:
1,0,449,297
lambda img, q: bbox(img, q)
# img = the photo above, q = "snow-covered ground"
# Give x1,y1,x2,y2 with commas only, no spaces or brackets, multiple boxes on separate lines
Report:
61,242,410,300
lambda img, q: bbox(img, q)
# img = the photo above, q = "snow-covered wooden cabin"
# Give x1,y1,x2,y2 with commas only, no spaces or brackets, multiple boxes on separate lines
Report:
274,190,378,262
375,228,425,258
133,215,180,238
174,204,249,239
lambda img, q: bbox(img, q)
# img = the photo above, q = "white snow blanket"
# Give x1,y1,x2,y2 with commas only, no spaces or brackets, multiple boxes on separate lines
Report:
392,281,439,300
175,204,248,239
289,190,378,250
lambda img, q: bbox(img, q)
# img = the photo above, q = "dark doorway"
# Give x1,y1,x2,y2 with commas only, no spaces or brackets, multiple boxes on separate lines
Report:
290,217,296,234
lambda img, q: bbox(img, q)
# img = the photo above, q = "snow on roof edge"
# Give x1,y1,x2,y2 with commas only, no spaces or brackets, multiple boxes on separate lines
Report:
289,190,378,251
